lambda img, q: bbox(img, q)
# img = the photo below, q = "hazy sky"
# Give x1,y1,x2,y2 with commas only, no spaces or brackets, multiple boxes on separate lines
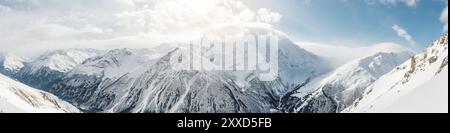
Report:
0,0,448,56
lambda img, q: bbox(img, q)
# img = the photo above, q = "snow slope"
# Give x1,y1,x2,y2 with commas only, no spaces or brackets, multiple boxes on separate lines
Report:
347,34,448,113
379,69,447,113
0,73,80,113
47,48,159,109
280,51,413,113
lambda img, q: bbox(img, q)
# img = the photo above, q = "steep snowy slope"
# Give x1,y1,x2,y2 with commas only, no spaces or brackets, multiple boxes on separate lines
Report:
86,51,275,112
346,34,448,113
48,48,158,109
280,51,413,113
377,69,448,113
14,49,103,90
0,73,80,113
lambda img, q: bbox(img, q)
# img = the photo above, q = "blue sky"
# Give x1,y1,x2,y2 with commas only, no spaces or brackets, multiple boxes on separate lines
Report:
245,0,448,50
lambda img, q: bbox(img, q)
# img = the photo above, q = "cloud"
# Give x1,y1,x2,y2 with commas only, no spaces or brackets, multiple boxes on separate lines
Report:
257,8,282,24
441,6,448,32
392,24,416,48
297,42,410,67
114,0,282,34
403,0,418,7
0,0,282,56
365,0,419,7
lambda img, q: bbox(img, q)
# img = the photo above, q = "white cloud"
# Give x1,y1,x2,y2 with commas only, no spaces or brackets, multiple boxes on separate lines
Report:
392,24,416,48
440,6,448,32
297,42,410,67
114,0,282,34
403,0,418,7
257,8,282,24
0,0,282,56
366,0,419,7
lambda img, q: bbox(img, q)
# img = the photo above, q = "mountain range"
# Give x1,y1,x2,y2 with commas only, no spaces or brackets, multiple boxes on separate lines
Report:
0,26,447,113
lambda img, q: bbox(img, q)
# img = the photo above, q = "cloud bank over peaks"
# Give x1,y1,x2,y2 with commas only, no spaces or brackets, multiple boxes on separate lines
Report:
298,41,411,67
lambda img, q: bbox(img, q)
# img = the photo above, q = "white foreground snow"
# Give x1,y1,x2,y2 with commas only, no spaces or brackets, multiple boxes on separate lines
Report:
0,74,80,113
381,69,448,113
347,69,448,113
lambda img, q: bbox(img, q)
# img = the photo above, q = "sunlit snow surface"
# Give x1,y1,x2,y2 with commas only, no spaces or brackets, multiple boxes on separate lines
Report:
346,34,448,113
0,73,80,113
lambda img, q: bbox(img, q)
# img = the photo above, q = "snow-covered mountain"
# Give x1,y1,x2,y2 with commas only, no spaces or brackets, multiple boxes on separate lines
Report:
2,25,446,113
0,73,80,113
344,34,448,112
24,48,103,73
280,51,413,113
12,48,103,91
40,24,330,113
0,52,25,75
346,33,448,113
68,48,158,79
45,48,158,110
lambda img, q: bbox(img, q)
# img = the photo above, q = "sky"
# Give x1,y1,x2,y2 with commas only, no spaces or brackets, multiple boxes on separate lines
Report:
0,0,448,56
244,0,448,50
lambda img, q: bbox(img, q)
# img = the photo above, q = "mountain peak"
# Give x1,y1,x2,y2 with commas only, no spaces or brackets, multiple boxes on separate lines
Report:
0,52,25,74
68,48,157,78
29,49,103,73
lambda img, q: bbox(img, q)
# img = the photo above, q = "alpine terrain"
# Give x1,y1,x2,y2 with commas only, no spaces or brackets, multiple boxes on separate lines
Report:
345,33,448,113
0,28,447,113
0,73,80,113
